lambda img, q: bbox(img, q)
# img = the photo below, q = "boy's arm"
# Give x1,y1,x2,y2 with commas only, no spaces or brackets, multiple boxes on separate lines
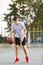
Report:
11,23,16,37
10,30,16,37
20,27,27,42
24,28,27,37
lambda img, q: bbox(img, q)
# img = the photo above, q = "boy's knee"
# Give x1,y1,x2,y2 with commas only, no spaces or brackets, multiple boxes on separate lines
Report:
22,45,26,48
16,45,19,48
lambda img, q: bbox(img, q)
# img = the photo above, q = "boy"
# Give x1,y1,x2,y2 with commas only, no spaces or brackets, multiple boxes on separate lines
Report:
11,16,30,63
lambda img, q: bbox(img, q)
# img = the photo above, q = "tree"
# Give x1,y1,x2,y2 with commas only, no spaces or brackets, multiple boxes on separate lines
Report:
4,3,18,31
32,2,43,23
4,0,35,31
4,0,43,32
0,35,3,43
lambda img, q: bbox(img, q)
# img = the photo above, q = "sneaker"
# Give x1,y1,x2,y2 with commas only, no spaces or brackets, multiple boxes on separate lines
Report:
14,58,20,64
26,56,31,63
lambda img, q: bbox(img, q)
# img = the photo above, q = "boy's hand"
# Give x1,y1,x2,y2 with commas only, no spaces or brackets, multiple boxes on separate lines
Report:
20,37,24,42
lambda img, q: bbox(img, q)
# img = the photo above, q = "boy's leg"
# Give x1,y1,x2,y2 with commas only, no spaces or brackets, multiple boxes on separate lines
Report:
15,45,19,58
22,38,30,63
22,45,28,57
22,38,28,56
14,38,20,63
15,38,20,58
14,45,20,63
22,45,30,63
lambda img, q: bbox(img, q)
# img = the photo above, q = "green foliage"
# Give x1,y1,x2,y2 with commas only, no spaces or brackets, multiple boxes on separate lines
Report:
0,35,3,39
4,0,34,31
4,3,18,31
4,0,43,32
33,3,43,24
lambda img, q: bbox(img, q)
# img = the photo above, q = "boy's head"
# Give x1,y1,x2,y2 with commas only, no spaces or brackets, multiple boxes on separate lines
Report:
12,16,18,21
12,16,19,24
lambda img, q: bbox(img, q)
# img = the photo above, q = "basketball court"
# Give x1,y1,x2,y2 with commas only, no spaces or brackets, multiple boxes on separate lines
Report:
0,48,43,65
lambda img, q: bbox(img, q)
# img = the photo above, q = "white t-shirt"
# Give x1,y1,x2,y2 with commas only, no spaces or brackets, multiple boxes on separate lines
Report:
11,22,25,38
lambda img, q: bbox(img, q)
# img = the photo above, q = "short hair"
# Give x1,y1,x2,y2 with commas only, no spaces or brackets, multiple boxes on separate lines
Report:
12,16,18,21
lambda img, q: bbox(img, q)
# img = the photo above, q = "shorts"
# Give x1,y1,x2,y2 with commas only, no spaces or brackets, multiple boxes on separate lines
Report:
15,37,26,46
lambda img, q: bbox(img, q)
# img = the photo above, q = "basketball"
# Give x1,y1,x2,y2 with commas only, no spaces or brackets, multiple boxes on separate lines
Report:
7,36,14,44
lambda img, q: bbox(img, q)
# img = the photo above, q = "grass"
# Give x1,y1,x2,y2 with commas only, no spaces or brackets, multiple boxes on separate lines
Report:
0,43,12,48
0,43,43,48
